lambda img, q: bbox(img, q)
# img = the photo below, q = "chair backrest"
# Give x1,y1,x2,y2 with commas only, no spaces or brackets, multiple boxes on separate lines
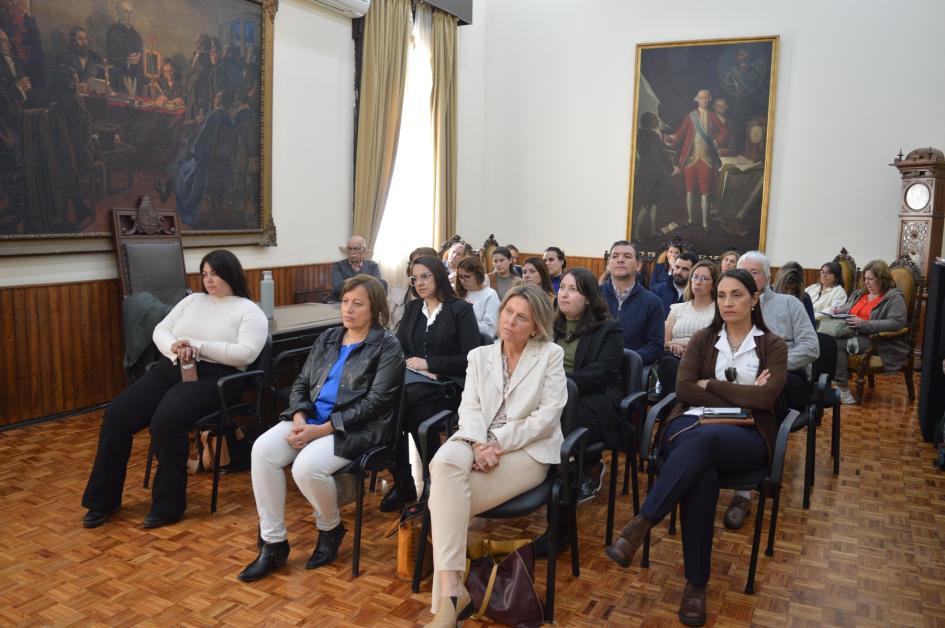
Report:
479,331,495,346
890,257,922,325
812,332,838,385
833,247,859,295
561,378,579,436
249,335,274,375
621,349,643,395
112,197,188,305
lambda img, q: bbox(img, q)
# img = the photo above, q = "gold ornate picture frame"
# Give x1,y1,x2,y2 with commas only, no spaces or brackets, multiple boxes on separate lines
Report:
0,0,277,255
626,36,779,257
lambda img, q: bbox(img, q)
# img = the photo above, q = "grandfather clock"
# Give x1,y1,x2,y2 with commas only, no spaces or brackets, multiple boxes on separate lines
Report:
891,147,945,278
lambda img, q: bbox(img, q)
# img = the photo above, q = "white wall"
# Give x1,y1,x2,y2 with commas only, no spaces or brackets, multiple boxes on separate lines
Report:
457,0,945,267
0,0,354,287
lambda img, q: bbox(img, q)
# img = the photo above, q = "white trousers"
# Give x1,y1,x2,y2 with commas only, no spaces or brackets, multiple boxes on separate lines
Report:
428,440,548,605
251,420,351,542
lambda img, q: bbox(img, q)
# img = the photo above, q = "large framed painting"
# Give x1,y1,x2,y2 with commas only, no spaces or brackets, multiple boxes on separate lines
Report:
0,0,277,255
626,36,779,258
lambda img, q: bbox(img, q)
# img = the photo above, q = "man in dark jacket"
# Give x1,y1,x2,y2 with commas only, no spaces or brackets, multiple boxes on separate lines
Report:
600,240,664,367
105,2,144,94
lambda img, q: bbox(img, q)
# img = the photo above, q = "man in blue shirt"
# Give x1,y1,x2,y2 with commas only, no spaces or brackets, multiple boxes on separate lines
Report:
600,240,664,367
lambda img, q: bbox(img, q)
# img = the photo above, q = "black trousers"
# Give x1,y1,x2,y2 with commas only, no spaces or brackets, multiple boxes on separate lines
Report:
392,382,461,486
640,415,767,586
82,357,238,517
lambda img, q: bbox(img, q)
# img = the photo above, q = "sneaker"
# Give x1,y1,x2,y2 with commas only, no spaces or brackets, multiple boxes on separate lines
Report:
837,387,856,405
577,463,605,504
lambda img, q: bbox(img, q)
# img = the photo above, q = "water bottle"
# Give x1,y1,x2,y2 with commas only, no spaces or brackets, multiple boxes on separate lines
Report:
260,270,274,319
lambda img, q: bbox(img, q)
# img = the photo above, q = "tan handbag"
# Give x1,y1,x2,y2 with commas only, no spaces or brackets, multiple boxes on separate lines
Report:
387,507,432,580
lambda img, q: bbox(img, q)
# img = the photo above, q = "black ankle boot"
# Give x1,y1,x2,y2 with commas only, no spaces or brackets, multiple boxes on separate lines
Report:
238,539,290,582
380,480,417,513
306,523,346,569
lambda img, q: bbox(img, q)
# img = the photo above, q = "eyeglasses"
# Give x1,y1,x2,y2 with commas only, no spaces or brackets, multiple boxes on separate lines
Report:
408,272,434,285
457,273,474,282
691,275,712,283
346,246,365,252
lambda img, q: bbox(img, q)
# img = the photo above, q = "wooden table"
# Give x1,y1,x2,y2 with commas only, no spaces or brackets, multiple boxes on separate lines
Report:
270,302,342,354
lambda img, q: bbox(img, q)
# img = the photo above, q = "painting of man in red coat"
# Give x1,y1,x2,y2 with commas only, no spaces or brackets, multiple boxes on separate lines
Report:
666,89,727,233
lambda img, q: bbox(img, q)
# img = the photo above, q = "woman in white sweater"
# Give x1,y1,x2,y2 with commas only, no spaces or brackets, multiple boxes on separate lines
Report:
81,250,268,530
805,261,847,321
454,255,500,338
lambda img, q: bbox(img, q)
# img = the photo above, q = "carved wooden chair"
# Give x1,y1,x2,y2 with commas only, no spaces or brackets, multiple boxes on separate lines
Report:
112,196,189,305
833,247,860,295
848,257,922,403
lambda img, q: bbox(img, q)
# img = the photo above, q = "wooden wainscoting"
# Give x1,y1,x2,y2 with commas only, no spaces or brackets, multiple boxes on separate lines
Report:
0,262,333,427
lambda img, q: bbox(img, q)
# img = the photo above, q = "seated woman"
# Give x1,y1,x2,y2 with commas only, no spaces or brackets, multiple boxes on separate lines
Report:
454,256,500,338
554,268,624,503
805,261,847,321
719,249,739,273
81,250,268,529
543,246,567,293
238,275,404,582
384,256,480,511
649,240,682,287
522,256,556,304
827,259,908,405
423,285,567,627
773,261,816,325
606,269,787,626
486,246,523,300
388,246,438,332
660,260,719,396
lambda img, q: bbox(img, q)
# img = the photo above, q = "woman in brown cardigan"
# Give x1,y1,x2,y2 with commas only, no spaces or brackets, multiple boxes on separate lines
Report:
605,269,787,626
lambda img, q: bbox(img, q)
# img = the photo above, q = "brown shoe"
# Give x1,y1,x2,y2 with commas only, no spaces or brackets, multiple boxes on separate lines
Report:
723,494,751,530
678,581,707,626
604,514,653,568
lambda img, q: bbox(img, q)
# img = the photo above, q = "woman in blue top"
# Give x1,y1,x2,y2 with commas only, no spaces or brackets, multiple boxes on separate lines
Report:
239,275,404,582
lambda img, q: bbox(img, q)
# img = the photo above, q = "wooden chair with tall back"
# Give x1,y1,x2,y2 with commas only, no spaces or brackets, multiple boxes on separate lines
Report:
833,247,860,296
112,196,188,306
848,256,922,402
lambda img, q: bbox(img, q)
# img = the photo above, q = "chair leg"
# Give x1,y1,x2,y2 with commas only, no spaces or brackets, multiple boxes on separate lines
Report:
803,416,815,509
640,470,654,568
765,486,781,557
622,437,632,496
905,366,915,401
411,510,431,593
606,450,620,546
545,485,560,624
352,469,365,578
868,374,875,389
143,444,154,488
832,400,841,476
630,451,640,515
745,484,768,595
569,498,580,577
368,470,378,493
211,430,224,514
856,376,866,403
668,506,677,535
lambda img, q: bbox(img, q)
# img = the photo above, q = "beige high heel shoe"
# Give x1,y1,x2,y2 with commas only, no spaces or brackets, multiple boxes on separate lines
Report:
423,586,472,628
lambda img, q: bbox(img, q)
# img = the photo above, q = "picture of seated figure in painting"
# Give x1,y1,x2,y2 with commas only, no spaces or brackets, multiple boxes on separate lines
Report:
0,0,264,238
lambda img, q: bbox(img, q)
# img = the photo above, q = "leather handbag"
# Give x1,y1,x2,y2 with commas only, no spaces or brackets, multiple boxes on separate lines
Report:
465,538,543,628
818,316,856,338
388,505,432,580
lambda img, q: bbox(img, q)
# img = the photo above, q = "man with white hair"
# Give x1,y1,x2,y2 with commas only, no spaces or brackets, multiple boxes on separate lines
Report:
330,235,383,300
105,1,143,93
725,250,818,530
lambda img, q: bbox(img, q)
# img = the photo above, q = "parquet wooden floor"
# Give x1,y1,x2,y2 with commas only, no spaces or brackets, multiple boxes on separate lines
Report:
2,374,945,627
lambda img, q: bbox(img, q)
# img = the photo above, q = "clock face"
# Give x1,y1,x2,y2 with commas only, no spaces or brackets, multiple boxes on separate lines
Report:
905,182,931,210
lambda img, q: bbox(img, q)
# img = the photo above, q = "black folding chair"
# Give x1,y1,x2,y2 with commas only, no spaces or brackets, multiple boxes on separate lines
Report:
143,336,273,514
582,349,646,545
411,379,587,624
639,393,801,594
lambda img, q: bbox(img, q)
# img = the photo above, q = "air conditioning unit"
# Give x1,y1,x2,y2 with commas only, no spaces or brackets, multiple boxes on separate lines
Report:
312,0,370,18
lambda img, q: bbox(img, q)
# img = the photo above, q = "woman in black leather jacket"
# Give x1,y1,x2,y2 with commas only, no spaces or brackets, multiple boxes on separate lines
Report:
238,275,404,582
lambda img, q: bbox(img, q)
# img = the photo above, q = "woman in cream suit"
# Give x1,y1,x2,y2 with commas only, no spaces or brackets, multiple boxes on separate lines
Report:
423,284,568,627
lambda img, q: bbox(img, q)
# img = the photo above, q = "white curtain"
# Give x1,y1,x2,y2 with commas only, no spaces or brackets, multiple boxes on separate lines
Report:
373,3,435,288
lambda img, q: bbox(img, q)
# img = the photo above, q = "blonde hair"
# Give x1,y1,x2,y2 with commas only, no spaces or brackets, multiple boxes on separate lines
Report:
498,284,554,342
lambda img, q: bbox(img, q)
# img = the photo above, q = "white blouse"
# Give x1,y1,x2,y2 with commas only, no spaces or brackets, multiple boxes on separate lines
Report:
464,287,500,337
805,283,847,320
713,325,765,385
668,300,715,343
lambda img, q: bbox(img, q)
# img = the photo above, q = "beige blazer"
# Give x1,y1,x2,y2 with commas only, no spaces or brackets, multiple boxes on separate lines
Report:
451,338,567,464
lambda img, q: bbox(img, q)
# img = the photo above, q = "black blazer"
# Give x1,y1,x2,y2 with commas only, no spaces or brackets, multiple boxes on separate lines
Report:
397,297,480,386
560,319,625,449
